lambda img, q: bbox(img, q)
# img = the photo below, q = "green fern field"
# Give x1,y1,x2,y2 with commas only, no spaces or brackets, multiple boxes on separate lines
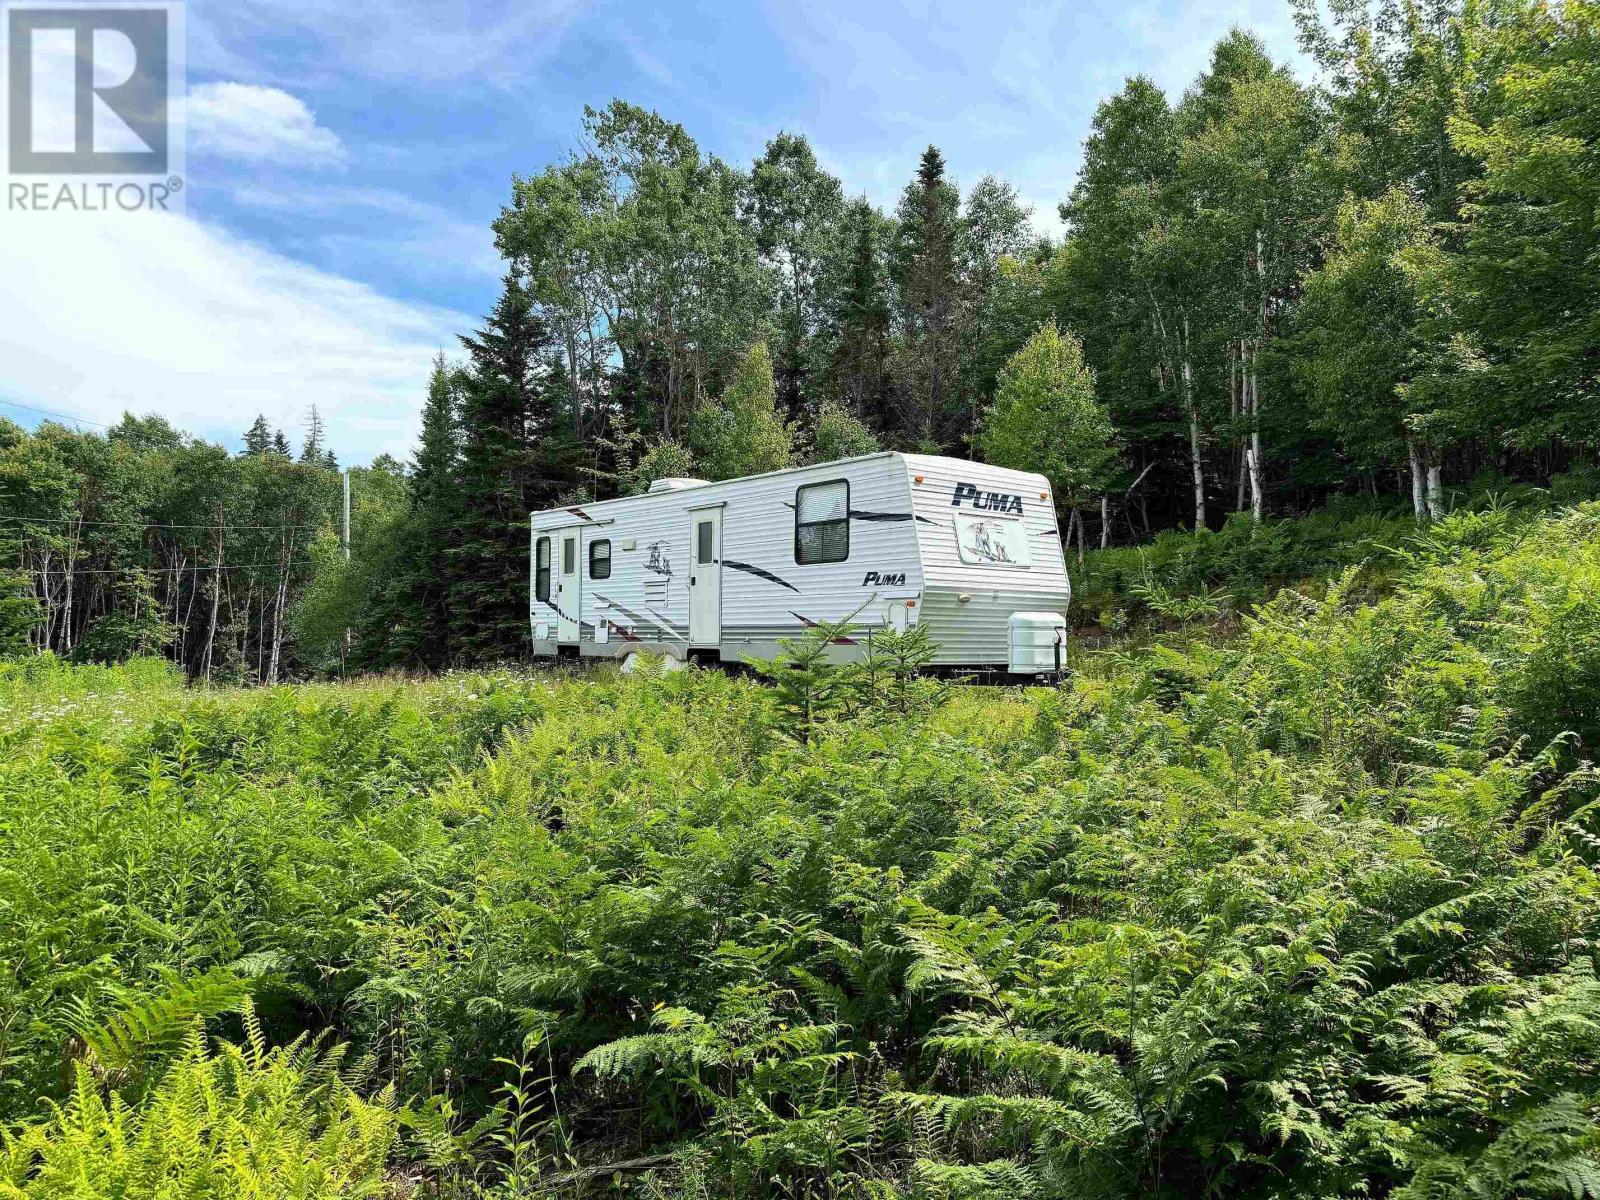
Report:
3,505,1600,1198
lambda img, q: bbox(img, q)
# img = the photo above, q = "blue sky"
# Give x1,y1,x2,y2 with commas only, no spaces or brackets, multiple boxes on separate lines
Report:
1,0,1308,462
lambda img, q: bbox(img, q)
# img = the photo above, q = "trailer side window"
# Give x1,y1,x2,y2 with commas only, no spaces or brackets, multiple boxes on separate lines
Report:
795,480,849,564
589,539,611,579
535,537,551,602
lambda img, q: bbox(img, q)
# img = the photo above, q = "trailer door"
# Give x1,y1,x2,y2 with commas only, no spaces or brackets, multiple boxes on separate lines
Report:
689,506,722,648
557,529,581,643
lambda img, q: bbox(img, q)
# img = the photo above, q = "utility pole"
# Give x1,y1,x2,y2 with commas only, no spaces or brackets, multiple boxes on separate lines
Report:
341,469,352,674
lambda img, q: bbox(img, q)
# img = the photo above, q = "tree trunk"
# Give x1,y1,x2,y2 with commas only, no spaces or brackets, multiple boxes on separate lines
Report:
566,331,583,438
59,519,81,654
257,587,268,681
179,557,197,668
240,583,253,681
1407,438,1428,522
201,507,224,683
267,534,290,686
1247,343,1264,521
1100,494,1110,550
1182,315,1206,533
1250,228,1268,521
1426,462,1444,521
1232,341,1247,512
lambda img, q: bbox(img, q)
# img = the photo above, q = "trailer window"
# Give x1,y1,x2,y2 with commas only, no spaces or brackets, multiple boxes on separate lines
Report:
589,539,611,579
696,520,715,565
795,480,849,564
563,537,575,574
535,537,551,602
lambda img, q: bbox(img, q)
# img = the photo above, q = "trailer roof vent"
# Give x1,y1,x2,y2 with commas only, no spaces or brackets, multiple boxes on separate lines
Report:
647,477,709,494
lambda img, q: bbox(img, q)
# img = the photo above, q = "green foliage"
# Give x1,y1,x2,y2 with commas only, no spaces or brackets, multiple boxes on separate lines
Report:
750,614,949,743
978,321,1118,510
0,583,39,661
1074,468,1600,627
807,400,881,465
0,418,339,678
66,967,250,1096
70,570,172,665
287,529,354,673
1,1010,398,1198
451,271,580,664
748,615,859,744
7,473,1600,1199
623,438,700,496
1291,189,1462,472
1449,0,1600,447
848,623,949,719
691,341,796,481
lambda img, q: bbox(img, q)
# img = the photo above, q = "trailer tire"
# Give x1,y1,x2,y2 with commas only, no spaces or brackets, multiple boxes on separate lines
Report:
619,647,686,675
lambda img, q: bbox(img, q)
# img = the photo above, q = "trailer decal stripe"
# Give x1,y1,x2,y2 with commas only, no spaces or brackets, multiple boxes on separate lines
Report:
848,509,910,522
780,500,934,526
590,593,690,642
721,559,801,593
790,612,859,645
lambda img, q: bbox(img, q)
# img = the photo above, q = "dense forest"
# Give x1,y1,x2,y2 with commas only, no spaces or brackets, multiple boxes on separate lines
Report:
3,0,1597,676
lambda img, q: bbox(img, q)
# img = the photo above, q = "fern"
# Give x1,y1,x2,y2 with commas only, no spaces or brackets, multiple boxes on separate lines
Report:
65,966,249,1094
1,1003,397,1198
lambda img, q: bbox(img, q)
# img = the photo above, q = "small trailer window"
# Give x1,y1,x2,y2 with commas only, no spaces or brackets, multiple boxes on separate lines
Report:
795,480,849,564
563,537,575,574
589,539,611,579
535,536,551,601
696,520,715,565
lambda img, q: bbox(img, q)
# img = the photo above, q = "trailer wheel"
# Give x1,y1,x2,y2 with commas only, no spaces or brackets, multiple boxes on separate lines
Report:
620,648,686,675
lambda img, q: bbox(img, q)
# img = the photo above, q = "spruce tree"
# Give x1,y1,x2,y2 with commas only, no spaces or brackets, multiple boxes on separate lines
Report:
300,407,327,465
375,354,463,669
242,415,272,457
270,431,291,457
412,353,461,508
893,146,963,448
450,273,573,662
827,201,893,434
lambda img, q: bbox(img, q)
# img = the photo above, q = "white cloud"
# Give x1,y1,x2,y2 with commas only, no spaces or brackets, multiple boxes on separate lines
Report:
189,0,592,90
0,212,469,462
219,178,505,286
189,81,346,167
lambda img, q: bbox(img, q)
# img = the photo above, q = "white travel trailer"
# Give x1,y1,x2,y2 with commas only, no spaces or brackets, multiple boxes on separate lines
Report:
528,453,1072,676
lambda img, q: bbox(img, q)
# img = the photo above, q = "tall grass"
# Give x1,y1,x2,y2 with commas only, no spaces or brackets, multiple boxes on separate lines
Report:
1,504,1598,1197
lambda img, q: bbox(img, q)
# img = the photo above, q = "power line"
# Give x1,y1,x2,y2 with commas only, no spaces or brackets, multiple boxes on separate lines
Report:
0,515,322,532
17,560,318,576
0,397,112,429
